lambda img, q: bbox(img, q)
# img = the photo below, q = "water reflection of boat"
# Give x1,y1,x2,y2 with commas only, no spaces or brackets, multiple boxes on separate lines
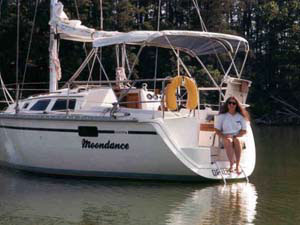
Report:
0,169,257,225
166,182,257,225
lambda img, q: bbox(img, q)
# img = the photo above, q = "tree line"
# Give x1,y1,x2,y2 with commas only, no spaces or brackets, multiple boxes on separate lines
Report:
0,0,300,124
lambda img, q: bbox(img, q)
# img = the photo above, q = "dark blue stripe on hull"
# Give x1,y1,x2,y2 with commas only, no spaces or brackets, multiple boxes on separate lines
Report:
0,125,157,135
0,125,77,132
128,131,157,135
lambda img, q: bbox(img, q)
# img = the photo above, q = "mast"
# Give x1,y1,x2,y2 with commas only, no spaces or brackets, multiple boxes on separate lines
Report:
49,0,58,92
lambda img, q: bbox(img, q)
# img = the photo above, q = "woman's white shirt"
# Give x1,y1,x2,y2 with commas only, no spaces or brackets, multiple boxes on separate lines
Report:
214,112,247,134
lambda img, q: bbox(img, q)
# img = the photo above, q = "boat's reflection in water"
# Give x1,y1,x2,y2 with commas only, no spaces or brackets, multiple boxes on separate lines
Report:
166,182,257,225
0,169,257,225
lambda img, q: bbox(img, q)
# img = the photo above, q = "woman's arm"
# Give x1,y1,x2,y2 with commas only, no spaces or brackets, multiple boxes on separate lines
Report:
215,128,234,140
233,129,246,138
234,115,247,138
215,128,224,138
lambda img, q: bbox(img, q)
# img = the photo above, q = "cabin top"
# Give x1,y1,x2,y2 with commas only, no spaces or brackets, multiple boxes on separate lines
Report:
4,86,162,114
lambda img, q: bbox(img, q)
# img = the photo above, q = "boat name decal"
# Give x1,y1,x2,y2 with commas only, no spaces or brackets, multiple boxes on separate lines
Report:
82,139,129,150
211,168,231,176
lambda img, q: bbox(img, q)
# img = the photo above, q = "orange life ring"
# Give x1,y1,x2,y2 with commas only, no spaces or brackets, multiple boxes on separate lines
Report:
165,76,199,110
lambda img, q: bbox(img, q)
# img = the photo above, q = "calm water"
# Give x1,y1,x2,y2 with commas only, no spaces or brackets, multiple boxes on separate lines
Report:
0,126,300,225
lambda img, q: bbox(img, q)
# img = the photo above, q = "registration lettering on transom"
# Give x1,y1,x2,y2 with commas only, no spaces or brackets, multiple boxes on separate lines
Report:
211,168,231,176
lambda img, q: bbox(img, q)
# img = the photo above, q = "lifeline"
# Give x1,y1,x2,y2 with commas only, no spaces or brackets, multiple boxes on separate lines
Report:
82,138,129,150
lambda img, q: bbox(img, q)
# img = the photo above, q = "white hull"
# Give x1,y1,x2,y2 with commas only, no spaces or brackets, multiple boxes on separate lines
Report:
0,1,257,182
0,113,255,181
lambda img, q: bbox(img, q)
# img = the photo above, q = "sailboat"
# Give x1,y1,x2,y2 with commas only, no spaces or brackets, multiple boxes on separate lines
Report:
0,1,255,182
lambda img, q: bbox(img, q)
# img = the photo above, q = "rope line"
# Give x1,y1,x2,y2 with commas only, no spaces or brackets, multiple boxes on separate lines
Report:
20,0,39,98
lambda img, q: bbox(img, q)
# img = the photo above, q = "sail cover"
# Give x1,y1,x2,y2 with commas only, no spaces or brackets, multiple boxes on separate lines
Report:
49,1,120,42
93,30,249,56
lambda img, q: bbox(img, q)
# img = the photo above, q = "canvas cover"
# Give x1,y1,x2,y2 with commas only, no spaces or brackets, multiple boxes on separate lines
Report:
50,2,249,56
93,30,249,56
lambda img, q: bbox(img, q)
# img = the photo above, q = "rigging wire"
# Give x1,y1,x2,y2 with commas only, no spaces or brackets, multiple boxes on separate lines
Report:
95,53,113,89
20,0,39,99
192,0,207,32
153,0,161,95
192,0,229,101
15,0,20,111
62,48,96,88
99,0,103,30
0,0,3,20
124,47,131,75
87,48,99,85
73,0,80,19
74,0,91,73
99,0,103,82
156,0,161,32
0,73,14,104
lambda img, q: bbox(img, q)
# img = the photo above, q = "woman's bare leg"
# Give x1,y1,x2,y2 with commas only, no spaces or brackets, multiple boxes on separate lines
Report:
223,137,235,172
233,137,242,174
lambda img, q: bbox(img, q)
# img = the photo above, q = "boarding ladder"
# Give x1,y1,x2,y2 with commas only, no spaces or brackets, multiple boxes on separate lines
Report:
211,134,249,184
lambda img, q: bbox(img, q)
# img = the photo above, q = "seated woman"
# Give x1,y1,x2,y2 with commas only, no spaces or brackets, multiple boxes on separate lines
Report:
214,96,250,174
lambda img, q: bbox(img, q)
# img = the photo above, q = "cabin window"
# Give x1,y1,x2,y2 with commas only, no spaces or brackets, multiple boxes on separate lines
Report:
52,99,76,111
22,103,29,109
78,126,98,137
30,99,51,111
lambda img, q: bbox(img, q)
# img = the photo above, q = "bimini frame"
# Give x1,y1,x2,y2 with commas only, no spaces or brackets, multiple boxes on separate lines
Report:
63,30,249,105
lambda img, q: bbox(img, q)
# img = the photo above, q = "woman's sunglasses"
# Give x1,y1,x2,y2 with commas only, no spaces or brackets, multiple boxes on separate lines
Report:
228,101,237,105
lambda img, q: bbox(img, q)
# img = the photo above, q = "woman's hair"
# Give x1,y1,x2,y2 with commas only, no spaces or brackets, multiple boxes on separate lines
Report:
220,96,250,121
